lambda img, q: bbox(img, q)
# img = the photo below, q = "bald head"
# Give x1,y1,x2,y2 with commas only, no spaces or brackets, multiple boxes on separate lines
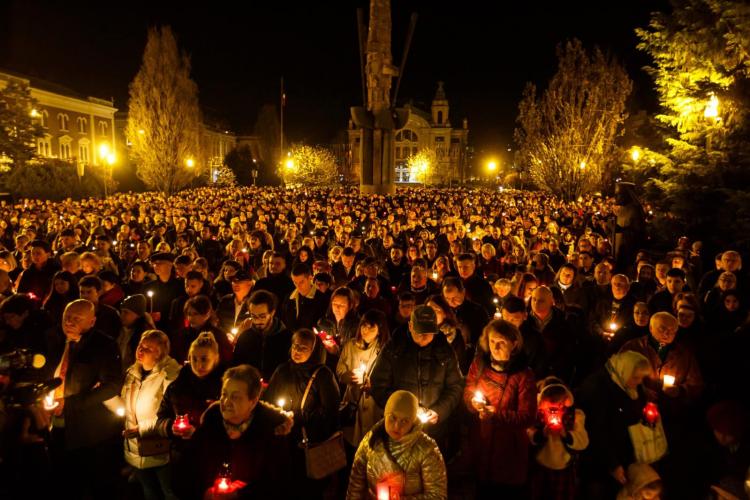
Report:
62,299,96,341
649,311,678,345
611,274,630,300
531,286,554,318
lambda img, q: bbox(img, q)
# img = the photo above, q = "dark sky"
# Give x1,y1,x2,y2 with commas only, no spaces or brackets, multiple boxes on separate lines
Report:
0,0,669,154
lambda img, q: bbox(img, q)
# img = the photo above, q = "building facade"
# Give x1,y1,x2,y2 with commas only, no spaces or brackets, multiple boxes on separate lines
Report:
346,81,469,185
0,70,117,174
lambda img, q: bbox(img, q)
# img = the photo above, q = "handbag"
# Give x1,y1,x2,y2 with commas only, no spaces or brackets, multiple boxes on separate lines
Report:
136,436,171,457
300,367,347,480
628,420,668,464
338,354,378,427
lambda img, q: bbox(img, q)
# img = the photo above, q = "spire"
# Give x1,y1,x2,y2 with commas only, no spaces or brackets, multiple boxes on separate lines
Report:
433,81,446,101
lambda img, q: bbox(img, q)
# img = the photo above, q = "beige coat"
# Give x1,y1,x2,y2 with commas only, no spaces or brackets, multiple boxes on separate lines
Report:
336,338,384,446
122,356,181,469
346,420,447,500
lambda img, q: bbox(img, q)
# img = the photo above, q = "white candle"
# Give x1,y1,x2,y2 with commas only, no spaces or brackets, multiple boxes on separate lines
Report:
608,321,618,332
663,374,675,388
229,327,239,341
43,391,58,410
116,407,126,417
417,407,429,423
277,398,287,410
494,310,502,320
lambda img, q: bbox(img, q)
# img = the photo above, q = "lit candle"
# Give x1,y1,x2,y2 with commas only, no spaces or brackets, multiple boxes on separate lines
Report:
472,390,486,410
215,462,232,493
277,398,287,410
229,327,239,342
116,407,126,417
432,271,438,280
662,374,675,388
608,321,618,332
377,482,390,500
546,411,563,431
175,414,189,431
146,290,154,313
643,402,660,425
494,310,502,320
43,391,58,411
355,362,367,382
493,297,499,305
417,407,430,423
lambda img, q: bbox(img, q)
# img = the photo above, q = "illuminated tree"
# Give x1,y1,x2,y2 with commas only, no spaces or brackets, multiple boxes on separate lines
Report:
636,0,750,247
0,80,43,170
282,144,338,186
214,164,237,187
126,26,202,195
406,148,438,185
515,39,632,200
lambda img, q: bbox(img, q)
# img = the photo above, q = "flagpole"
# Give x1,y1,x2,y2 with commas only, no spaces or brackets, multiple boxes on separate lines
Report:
280,76,284,170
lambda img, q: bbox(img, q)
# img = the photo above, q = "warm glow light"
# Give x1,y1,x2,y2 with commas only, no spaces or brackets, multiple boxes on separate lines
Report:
487,161,497,172
106,153,116,166
116,407,126,417
630,147,641,162
277,398,286,409
285,159,295,169
472,390,486,404
43,391,58,411
147,291,154,298
704,93,719,119
417,408,429,423
30,108,40,118
138,129,145,135
663,374,675,388
185,158,195,168
99,143,110,159
579,161,586,170
609,322,618,332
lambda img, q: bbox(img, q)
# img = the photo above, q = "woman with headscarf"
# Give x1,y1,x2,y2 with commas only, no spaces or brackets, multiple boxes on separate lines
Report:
576,350,656,499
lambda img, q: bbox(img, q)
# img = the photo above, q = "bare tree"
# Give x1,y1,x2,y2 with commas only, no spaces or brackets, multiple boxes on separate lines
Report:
126,26,202,195
515,39,632,200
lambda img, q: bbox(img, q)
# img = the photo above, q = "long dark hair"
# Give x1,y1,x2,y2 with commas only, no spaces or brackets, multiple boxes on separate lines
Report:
356,309,390,346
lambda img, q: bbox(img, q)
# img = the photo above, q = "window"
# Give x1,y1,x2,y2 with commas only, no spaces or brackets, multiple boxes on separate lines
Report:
98,121,109,135
77,117,87,134
37,135,52,157
60,142,71,160
79,141,90,163
57,113,69,131
41,110,48,128
437,111,443,124
396,129,418,143
435,136,445,143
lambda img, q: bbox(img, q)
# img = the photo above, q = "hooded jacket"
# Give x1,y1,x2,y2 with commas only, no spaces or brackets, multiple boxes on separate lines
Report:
528,379,589,470
122,355,181,469
346,420,447,500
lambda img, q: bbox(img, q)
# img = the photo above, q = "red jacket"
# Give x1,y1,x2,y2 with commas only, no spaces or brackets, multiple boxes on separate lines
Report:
464,355,537,485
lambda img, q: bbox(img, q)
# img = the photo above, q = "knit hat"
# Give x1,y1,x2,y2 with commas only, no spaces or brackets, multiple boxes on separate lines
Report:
384,390,418,423
410,305,438,334
625,463,661,496
121,294,147,317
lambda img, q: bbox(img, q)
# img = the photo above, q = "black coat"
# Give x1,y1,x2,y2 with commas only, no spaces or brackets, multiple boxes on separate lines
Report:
17,260,60,300
263,357,340,445
232,318,292,382
216,294,252,334
156,363,223,436
174,402,291,500
521,308,580,384
454,299,490,346
462,274,495,315
44,327,123,450
254,273,295,306
280,290,329,332
94,303,122,340
370,332,464,437
576,367,649,477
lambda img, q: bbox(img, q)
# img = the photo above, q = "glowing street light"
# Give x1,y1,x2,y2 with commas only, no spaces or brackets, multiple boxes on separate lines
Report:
579,161,586,170
486,160,497,173
704,93,719,120
185,158,195,168
99,143,111,160
285,158,295,170
29,108,40,118
630,147,641,163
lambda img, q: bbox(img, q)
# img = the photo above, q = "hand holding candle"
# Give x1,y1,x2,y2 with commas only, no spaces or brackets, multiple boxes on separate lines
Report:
43,391,58,411
662,374,675,389
353,362,367,384
471,390,486,411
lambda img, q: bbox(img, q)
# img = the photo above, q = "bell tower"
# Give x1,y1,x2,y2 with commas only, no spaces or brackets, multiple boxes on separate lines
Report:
431,81,450,127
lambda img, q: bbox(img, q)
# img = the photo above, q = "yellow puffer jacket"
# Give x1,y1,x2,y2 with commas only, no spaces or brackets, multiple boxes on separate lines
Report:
346,420,447,500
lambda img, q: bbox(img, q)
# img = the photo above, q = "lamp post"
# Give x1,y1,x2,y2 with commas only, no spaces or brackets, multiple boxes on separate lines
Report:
251,158,258,186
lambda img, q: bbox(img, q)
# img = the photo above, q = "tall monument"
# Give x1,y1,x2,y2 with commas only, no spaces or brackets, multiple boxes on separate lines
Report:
351,0,414,194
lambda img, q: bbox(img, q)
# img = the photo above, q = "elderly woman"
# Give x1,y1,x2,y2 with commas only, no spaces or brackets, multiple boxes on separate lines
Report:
122,330,181,500
576,350,655,499
347,390,447,500
464,319,537,499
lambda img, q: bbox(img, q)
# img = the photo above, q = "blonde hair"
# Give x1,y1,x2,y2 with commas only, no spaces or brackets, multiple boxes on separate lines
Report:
188,331,219,357
139,329,170,361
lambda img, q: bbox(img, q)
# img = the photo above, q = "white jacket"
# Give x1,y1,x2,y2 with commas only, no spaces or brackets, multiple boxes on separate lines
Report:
122,356,181,469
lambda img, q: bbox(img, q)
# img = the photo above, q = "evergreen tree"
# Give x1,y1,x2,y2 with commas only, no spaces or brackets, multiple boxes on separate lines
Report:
515,39,632,200
126,26,202,195
636,0,750,248
0,80,43,170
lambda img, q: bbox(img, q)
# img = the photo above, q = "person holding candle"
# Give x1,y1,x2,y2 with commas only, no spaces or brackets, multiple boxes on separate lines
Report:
576,350,656,498
370,305,464,456
156,332,223,446
145,252,185,332
527,377,589,500
215,269,255,335
346,390,447,500
463,319,537,499
174,364,292,499
337,309,389,449
608,301,651,356
121,330,180,500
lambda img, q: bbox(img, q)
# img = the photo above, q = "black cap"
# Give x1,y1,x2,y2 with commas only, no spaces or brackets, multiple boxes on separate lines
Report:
230,270,253,282
149,252,175,263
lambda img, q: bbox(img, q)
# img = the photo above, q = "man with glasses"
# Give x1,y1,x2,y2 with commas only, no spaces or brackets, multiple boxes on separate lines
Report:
232,290,292,381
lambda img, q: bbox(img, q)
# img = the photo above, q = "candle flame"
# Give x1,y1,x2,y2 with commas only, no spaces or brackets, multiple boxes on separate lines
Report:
277,398,286,409
116,407,125,417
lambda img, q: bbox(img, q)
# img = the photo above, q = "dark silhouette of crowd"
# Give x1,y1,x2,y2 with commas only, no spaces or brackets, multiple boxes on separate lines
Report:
0,185,748,500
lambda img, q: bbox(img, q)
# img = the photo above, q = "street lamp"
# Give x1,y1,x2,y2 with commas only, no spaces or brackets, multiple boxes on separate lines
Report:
251,158,258,186
630,146,641,163
104,152,116,198
185,158,195,168
99,143,111,162
704,93,720,120
419,161,428,187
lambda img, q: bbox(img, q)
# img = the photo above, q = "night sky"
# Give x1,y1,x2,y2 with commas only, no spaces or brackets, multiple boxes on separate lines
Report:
0,0,669,156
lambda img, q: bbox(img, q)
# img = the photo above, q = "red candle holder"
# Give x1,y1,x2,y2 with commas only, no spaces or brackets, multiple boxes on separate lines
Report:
546,411,563,431
175,414,189,431
643,402,660,425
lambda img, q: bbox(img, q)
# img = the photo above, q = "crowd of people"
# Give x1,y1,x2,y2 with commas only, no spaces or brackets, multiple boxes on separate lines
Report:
0,185,748,500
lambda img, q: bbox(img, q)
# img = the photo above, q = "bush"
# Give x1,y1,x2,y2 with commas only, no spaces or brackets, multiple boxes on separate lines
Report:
0,160,104,200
